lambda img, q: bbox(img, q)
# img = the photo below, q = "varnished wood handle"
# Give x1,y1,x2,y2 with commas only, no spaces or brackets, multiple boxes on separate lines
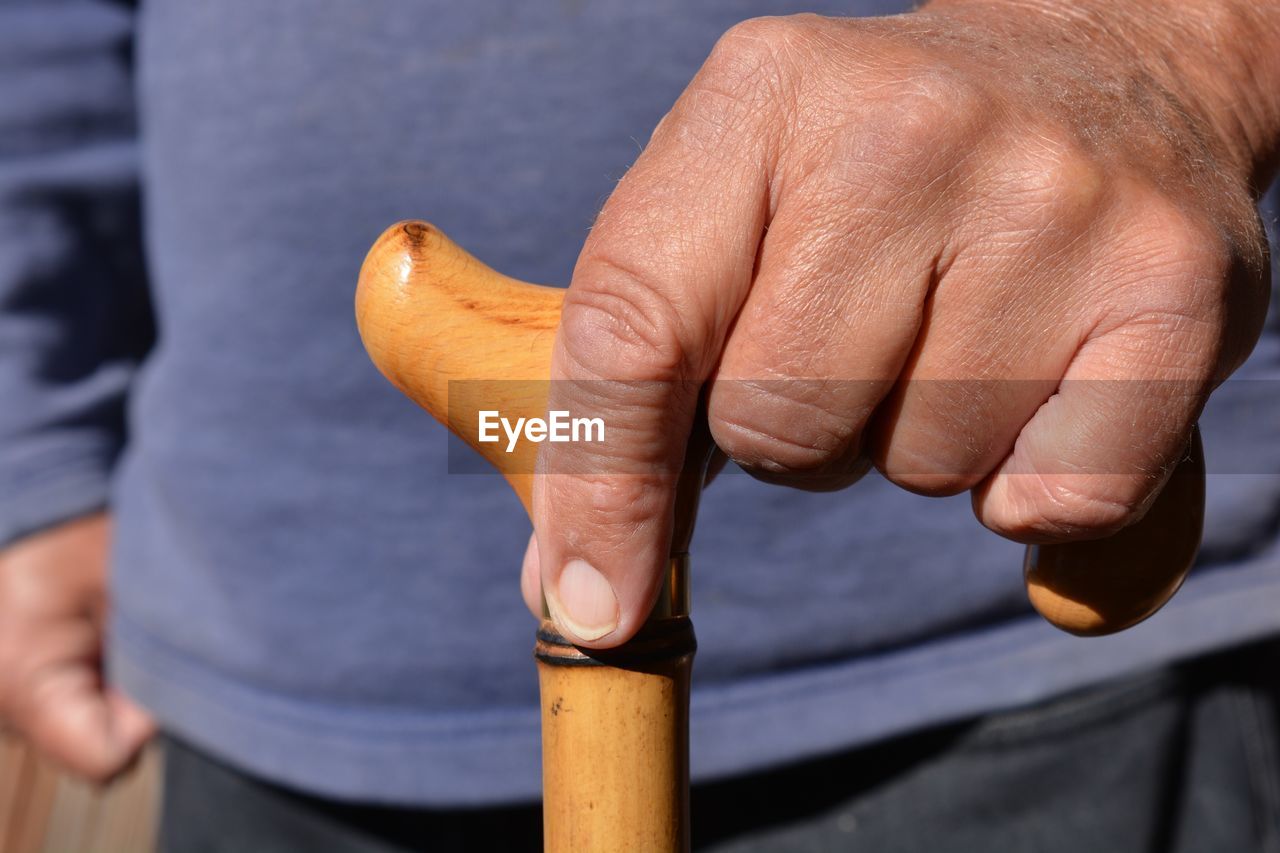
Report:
355,220,562,515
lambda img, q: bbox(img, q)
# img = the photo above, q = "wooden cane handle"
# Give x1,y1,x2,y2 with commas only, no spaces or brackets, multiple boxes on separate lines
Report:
355,221,561,515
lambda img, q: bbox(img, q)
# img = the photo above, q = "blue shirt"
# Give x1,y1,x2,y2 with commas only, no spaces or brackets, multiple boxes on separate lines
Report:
3,0,1278,805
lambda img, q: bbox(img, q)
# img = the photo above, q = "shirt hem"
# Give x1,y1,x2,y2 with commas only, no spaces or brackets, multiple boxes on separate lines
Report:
110,548,1280,806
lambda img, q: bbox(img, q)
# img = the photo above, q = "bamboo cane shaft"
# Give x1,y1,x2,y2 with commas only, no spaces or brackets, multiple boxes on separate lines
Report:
537,618,694,853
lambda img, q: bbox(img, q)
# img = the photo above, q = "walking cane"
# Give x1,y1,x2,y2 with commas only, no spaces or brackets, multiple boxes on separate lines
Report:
355,220,1205,852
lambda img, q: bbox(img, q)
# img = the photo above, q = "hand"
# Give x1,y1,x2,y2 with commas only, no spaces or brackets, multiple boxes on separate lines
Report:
0,514,154,781
529,1,1279,645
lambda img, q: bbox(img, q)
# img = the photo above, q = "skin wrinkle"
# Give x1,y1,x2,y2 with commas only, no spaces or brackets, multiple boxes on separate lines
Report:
982,440,1168,537
906,202,1095,355
696,26,796,173
732,163,938,359
868,270,1076,491
712,405,869,486
677,84,769,157
998,468,1154,540
725,243,932,380
560,274,688,380
916,157,1192,504
799,126,963,230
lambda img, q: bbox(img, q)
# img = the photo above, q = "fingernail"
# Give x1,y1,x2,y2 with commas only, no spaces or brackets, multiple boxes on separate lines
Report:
549,559,619,641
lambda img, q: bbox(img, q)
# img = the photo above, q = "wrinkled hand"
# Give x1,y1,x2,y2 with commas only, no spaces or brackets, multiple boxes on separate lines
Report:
525,1,1279,645
0,514,154,782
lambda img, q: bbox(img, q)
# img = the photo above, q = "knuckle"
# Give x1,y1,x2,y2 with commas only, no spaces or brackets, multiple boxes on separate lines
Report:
0,638,31,714
81,765,117,785
698,16,811,103
870,389,1005,498
1104,202,1239,368
1121,198,1269,376
1128,201,1233,287
559,258,689,383
886,62,989,145
1101,304,1222,371
995,141,1107,230
81,758,123,785
895,59,991,125
709,384,863,482
838,60,994,186
713,15,812,70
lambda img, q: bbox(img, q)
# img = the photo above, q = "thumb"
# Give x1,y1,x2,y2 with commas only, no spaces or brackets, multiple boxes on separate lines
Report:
534,86,772,648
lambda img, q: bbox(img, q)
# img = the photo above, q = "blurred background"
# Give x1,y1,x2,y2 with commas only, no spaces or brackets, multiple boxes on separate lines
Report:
0,736,158,852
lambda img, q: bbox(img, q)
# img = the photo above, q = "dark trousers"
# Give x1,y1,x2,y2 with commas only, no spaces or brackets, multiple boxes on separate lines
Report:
159,639,1280,853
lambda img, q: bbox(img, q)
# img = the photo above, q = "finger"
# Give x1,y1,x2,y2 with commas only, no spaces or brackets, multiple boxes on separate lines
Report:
974,349,1205,542
21,664,154,783
973,200,1232,542
707,165,947,490
706,59,1005,490
536,26,783,647
871,146,1114,494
